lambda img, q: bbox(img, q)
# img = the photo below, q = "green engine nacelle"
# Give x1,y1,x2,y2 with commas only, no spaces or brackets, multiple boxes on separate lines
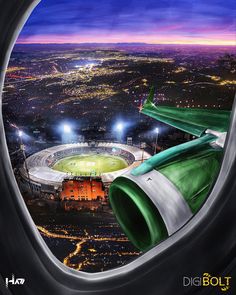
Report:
109,136,223,252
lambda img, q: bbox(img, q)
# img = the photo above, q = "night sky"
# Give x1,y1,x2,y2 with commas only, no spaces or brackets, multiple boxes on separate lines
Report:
18,0,236,45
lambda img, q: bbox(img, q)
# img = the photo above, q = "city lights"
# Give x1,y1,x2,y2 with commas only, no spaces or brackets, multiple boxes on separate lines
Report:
4,39,236,273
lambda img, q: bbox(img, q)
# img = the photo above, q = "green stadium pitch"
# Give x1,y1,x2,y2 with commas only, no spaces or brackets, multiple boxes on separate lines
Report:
52,154,128,176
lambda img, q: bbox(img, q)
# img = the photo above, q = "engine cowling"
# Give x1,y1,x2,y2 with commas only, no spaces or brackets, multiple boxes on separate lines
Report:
109,144,222,251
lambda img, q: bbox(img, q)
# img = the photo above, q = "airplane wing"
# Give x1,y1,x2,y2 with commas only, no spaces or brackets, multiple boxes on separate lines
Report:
141,86,231,137
132,87,232,176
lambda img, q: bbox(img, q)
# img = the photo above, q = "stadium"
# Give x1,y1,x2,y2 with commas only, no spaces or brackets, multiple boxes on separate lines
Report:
19,142,151,201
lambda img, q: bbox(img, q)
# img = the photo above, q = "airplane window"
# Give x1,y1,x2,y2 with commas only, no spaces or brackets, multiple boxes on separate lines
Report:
2,0,236,272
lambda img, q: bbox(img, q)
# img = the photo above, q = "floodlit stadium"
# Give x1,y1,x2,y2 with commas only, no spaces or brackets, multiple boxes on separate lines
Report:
19,142,151,196
52,154,128,176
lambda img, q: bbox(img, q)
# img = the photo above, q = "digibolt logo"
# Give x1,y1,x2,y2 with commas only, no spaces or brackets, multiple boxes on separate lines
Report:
183,273,232,292
5,274,25,288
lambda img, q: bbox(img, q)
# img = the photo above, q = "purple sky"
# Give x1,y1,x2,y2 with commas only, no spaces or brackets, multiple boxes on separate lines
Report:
17,0,236,45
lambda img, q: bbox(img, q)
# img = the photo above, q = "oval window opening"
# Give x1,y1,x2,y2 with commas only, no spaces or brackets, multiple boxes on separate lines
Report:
2,0,236,273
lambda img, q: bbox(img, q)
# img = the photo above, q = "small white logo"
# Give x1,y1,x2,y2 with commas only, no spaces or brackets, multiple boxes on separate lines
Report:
5,274,25,288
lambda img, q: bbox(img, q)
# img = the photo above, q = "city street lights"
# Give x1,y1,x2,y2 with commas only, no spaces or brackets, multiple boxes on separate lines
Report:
154,127,159,154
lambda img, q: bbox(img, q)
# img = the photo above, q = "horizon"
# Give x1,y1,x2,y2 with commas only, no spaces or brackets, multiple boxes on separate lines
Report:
15,42,236,47
17,0,236,47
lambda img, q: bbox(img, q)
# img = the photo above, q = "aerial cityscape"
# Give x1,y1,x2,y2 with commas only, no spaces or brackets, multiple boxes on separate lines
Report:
4,44,236,149
2,0,236,273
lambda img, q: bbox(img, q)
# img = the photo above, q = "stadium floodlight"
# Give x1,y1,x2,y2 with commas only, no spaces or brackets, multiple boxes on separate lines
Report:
154,127,159,154
116,122,124,132
115,122,125,143
63,124,72,134
18,130,23,137
154,127,159,134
